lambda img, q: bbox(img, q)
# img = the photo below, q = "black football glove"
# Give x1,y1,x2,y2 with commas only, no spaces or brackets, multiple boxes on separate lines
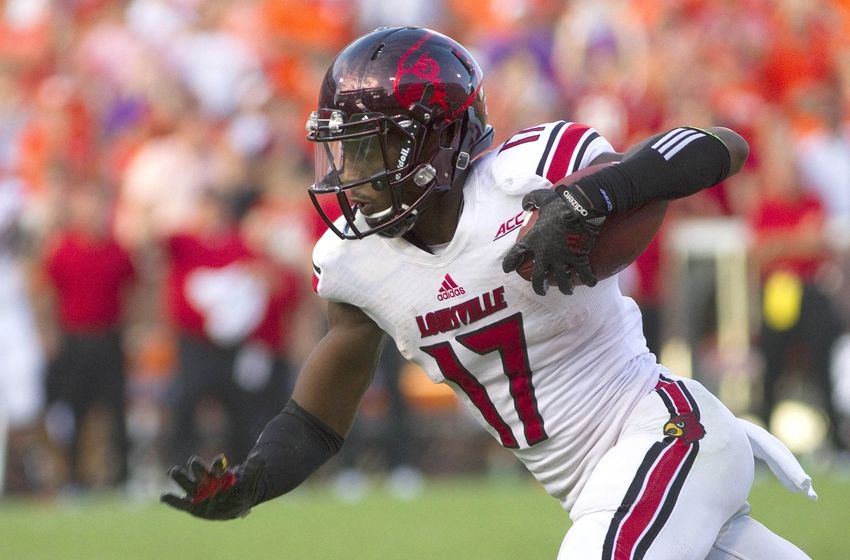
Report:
502,185,606,296
161,454,265,520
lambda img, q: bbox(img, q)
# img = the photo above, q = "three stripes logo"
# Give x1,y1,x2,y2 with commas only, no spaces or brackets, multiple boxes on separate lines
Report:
436,274,466,301
651,127,706,161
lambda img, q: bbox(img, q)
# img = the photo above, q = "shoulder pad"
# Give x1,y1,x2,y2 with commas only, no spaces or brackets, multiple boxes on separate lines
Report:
489,121,615,187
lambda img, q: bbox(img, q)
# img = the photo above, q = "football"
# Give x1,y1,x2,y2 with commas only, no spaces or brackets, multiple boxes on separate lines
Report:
515,162,667,283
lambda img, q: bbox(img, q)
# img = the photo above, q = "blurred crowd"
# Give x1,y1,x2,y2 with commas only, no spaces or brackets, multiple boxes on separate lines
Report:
1,0,850,496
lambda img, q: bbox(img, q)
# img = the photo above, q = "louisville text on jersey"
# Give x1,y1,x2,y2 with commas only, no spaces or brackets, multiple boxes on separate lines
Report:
416,286,507,338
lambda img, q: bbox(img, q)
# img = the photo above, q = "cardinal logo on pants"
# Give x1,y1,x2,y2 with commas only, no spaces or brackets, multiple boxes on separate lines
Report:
663,412,706,444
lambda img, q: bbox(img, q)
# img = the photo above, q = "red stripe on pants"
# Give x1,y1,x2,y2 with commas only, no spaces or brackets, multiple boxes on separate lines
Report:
614,439,692,559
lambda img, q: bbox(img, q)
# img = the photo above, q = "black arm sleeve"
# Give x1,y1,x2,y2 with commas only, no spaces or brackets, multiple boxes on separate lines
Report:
249,399,344,503
567,127,732,215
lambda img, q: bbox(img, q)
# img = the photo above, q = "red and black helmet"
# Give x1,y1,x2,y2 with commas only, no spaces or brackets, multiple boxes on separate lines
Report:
306,27,494,239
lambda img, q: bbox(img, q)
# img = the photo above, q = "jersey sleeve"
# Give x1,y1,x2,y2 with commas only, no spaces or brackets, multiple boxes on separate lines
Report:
310,222,362,305
490,121,614,189
310,231,336,299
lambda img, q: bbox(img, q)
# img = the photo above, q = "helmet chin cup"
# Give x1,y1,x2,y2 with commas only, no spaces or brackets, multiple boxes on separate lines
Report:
371,205,418,238
361,205,395,221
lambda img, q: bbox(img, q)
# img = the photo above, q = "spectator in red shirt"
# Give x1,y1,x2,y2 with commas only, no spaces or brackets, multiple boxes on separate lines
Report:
43,183,136,488
749,126,846,451
234,260,305,450
165,187,299,464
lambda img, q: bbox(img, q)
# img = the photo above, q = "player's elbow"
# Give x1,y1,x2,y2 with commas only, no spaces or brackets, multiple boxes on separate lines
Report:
710,127,749,176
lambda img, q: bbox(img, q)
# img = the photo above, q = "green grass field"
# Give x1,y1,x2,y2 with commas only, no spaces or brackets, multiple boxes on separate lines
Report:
1,471,847,560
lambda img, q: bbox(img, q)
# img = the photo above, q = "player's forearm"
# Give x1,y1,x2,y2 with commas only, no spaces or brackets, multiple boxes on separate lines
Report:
290,300,385,436
616,127,746,172
249,399,344,504
704,127,748,174
291,353,377,437
248,301,383,504
565,127,748,216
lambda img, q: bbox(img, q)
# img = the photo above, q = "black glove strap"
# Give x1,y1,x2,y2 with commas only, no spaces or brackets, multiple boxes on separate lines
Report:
250,399,344,503
553,182,607,220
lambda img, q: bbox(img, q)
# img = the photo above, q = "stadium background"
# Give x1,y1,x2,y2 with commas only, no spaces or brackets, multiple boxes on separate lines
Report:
1,0,849,558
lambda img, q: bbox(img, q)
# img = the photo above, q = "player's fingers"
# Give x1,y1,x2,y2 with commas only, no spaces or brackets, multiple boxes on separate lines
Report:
575,259,598,287
530,256,549,296
501,244,531,273
521,189,555,211
189,456,210,482
552,262,575,295
211,454,229,477
581,274,598,288
200,499,226,520
161,492,194,513
167,465,198,494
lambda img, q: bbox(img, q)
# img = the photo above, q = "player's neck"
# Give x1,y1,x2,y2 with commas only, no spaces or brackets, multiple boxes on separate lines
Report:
408,189,464,247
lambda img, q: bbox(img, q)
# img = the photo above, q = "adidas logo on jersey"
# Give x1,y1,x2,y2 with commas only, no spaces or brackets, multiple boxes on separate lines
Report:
437,274,466,301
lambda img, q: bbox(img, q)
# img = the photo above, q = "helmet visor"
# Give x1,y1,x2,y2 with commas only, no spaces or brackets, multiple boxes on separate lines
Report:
310,112,418,193
314,134,388,191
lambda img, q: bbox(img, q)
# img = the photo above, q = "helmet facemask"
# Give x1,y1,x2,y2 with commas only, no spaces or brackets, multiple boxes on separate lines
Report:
307,108,448,239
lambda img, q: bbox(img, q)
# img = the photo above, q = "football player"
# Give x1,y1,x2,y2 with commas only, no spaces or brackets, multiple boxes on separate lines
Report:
162,27,815,559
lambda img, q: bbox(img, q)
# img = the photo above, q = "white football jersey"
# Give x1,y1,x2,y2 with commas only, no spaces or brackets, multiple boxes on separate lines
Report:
312,121,660,509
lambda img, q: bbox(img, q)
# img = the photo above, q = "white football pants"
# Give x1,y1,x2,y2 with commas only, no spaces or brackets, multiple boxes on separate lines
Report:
557,374,811,559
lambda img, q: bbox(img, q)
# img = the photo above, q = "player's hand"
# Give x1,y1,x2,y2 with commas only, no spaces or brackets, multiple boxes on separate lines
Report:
161,454,265,520
502,186,605,295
